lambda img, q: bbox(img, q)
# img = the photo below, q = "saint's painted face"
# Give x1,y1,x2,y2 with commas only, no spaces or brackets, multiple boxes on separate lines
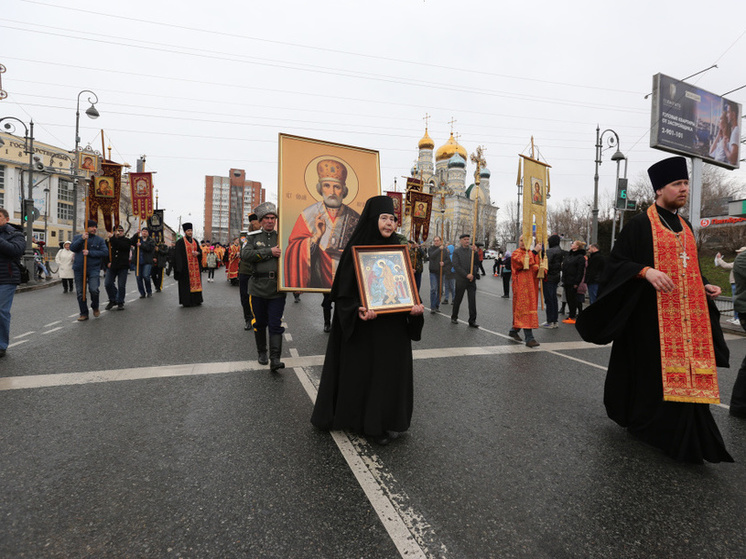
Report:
656,179,689,211
320,180,345,209
378,213,396,238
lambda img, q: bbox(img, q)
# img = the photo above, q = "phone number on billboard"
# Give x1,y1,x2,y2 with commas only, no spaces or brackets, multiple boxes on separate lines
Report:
661,127,684,140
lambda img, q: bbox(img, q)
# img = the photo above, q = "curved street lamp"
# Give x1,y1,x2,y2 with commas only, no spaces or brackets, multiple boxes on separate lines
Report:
72,89,100,237
591,126,625,245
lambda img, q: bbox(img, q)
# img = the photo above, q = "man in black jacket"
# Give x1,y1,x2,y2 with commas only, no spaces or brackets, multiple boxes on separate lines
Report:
105,224,132,310
561,240,587,323
451,233,480,328
151,241,169,292
427,236,450,314
0,208,27,357
131,227,156,298
542,234,564,328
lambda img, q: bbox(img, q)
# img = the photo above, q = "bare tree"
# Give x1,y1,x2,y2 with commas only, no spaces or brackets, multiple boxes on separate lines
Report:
700,164,744,218
548,198,589,240
495,202,518,248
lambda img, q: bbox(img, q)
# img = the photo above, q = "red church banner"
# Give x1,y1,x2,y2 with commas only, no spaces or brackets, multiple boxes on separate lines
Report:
88,160,123,232
130,172,154,220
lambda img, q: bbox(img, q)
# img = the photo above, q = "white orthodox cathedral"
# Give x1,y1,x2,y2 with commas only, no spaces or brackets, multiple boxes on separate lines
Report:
405,128,498,247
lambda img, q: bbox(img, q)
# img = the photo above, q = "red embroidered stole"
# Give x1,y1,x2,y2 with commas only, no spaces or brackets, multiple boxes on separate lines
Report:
648,205,719,404
183,237,202,293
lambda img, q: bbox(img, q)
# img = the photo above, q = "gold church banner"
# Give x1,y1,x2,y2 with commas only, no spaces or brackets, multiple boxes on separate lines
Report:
519,154,551,269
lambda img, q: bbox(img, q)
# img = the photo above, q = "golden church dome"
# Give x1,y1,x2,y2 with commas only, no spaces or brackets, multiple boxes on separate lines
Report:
435,133,467,162
418,128,435,150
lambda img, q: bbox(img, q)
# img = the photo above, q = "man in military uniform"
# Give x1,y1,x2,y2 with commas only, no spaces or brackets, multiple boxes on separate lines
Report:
239,213,260,330
243,202,286,372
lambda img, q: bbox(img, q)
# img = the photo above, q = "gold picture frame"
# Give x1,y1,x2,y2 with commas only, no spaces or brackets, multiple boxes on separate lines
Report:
93,176,115,199
77,151,100,174
352,245,420,314
278,133,381,293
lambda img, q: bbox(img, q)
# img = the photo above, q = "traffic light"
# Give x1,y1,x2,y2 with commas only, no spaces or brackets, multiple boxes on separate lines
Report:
22,199,34,224
615,178,628,210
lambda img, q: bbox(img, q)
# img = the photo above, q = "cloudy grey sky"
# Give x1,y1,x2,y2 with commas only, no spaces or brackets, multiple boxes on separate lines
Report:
2,0,745,235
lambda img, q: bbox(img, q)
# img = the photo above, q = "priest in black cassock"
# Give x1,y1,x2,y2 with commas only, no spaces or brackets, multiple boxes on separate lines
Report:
577,156,733,464
311,196,425,445
172,223,203,308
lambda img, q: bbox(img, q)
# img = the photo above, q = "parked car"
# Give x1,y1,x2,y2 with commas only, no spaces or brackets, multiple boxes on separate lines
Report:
484,250,499,259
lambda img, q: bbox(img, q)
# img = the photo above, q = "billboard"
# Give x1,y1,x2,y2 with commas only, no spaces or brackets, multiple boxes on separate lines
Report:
650,73,741,170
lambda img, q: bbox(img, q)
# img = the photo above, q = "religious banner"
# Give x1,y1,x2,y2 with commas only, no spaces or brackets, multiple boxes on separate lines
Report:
519,153,551,270
148,209,165,243
407,190,433,243
277,133,381,293
88,160,122,232
130,172,154,221
405,177,423,192
386,191,403,225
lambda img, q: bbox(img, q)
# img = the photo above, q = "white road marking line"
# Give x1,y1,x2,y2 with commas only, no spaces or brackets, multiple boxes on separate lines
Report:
0,342,605,392
68,313,79,318
545,350,607,371
44,321,61,328
289,347,300,358
293,367,436,559
14,331,35,339
284,333,293,342
8,340,29,348
42,327,64,335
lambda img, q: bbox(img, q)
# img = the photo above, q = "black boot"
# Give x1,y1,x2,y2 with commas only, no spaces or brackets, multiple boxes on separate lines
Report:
323,307,332,333
269,334,285,372
254,329,268,365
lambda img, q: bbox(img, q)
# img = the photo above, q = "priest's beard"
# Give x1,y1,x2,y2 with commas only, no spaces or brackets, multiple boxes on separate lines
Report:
323,195,343,209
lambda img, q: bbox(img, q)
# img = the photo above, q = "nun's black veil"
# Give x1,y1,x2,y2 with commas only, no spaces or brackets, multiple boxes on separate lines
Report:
329,195,398,302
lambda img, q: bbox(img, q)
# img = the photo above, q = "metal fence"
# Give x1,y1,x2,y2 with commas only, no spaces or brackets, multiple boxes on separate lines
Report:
714,295,735,319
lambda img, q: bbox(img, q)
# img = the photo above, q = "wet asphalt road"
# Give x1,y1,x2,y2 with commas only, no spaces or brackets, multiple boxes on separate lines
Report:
1,269,745,558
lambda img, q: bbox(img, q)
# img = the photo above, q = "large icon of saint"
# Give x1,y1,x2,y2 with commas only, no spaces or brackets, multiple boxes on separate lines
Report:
284,158,361,288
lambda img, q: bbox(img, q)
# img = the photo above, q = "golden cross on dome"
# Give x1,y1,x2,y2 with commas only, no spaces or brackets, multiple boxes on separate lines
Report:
423,113,431,129
448,117,456,134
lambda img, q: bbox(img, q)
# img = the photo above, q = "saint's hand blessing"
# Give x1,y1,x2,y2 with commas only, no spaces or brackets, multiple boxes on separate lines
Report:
311,213,326,244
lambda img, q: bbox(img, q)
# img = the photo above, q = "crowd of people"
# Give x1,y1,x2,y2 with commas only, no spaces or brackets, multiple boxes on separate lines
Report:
1,156,744,464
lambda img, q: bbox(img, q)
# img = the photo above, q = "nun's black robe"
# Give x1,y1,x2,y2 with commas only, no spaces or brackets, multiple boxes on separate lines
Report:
311,197,424,438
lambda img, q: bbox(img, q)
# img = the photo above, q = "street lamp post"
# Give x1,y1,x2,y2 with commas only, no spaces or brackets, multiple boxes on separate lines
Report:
0,116,36,275
43,187,49,246
72,90,100,238
592,125,624,245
